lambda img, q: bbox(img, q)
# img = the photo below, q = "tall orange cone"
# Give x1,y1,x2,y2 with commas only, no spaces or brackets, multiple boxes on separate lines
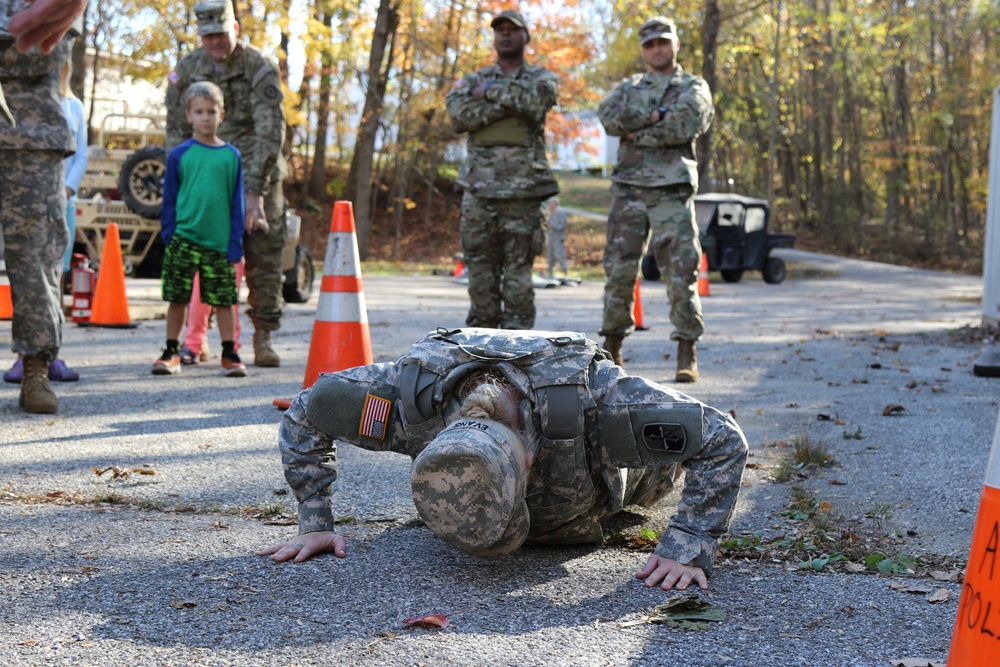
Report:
0,270,11,320
303,201,373,389
697,252,711,297
632,278,648,331
452,254,465,277
948,416,1000,665
87,222,136,328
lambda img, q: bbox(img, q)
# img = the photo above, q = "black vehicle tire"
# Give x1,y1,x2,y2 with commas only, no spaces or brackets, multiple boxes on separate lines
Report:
283,245,315,304
762,256,787,284
641,253,661,281
119,146,166,219
720,269,743,283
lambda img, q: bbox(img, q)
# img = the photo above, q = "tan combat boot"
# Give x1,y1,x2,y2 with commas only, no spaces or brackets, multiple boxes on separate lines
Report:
253,330,280,367
675,339,699,383
603,334,624,367
20,354,57,414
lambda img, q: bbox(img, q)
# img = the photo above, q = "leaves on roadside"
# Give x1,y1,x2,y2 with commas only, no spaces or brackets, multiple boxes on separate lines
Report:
402,614,449,630
882,404,905,416
927,588,951,604
94,466,130,480
619,595,725,631
929,570,963,582
169,600,197,610
889,659,945,667
888,582,932,594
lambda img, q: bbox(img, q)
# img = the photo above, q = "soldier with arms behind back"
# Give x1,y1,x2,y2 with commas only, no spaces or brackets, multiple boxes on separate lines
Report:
445,9,559,330
261,327,748,592
165,0,287,367
598,17,714,382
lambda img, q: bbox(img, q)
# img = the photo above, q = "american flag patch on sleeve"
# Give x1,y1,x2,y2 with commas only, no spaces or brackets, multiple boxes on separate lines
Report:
359,394,391,440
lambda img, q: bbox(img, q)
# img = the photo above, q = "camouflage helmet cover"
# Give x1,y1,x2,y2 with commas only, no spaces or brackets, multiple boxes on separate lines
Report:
410,418,530,558
639,16,677,45
194,0,236,36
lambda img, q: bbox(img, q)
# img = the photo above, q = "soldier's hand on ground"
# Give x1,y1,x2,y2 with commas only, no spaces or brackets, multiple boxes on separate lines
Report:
8,0,86,54
245,193,266,234
259,531,346,563
635,555,708,591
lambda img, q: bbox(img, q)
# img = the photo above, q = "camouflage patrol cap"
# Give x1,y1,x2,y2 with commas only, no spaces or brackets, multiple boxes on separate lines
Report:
639,17,677,45
194,0,236,36
490,9,529,40
411,418,530,558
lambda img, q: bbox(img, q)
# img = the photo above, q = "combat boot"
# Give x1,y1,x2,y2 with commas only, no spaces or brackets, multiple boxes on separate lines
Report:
19,354,57,414
603,334,624,367
253,330,281,367
675,339,699,383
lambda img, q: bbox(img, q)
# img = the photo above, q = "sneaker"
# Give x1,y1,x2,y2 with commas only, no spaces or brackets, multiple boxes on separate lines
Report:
221,355,247,377
152,349,181,375
3,358,23,384
48,359,80,382
179,346,199,365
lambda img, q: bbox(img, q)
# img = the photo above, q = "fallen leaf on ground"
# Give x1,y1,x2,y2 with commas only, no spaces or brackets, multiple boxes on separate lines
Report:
169,600,197,609
402,614,449,630
133,468,156,475
45,491,64,498
929,570,963,582
844,562,866,573
882,404,905,416
889,659,945,667
93,466,130,480
888,582,932,594
619,595,725,630
927,589,951,603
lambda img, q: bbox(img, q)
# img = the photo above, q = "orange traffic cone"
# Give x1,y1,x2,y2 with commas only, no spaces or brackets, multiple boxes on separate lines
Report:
947,417,1000,665
0,271,11,321
87,222,136,328
632,278,648,331
303,201,373,388
697,252,711,297
452,254,465,277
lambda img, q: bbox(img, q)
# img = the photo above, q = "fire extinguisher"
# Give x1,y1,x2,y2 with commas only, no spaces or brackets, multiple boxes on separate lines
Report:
71,262,96,324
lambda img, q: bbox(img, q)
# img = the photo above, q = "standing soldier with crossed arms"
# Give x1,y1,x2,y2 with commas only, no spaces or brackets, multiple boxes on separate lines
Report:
598,17,714,382
165,0,287,367
445,9,560,330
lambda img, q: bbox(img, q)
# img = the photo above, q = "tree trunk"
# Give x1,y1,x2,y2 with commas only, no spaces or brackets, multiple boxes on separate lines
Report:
308,10,334,197
697,0,719,192
345,0,399,259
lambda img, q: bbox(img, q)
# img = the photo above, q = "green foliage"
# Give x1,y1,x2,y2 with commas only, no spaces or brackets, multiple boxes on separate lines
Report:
772,434,835,482
842,426,864,440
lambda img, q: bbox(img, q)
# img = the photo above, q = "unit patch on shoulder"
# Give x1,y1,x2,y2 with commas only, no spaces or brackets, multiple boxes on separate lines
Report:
167,70,180,86
359,394,392,440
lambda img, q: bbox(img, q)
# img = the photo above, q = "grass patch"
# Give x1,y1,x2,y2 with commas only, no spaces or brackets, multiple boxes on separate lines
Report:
555,170,613,214
720,486,958,576
770,435,836,482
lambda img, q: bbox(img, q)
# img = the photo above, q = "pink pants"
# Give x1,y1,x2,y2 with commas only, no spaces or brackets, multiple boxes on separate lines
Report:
183,261,245,352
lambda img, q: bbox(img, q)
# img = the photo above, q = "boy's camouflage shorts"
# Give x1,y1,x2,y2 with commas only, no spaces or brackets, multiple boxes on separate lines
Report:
161,235,238,307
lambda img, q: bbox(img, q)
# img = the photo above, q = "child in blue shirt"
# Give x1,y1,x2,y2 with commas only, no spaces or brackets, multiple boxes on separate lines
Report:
153,81,247,377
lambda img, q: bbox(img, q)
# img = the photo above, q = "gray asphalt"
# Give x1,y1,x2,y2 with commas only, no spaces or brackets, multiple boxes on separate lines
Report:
0,248,991,667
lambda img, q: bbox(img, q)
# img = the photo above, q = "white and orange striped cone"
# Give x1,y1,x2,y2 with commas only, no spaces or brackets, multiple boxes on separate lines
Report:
632,278,648,331
0,264,11,321
697,252,711,297
947,415,1000,665
273,201,373,410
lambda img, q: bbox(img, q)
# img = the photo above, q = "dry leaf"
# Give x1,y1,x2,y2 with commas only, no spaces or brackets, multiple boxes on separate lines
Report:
844,562,866,573
889,659,945,667
133,468,156,475
882,404,905,416
786,403,800,408
169,600,197,610
888,582,932,594
45,491,64,498
402,614,449,630
17,640,38,646
929,570,963,582
830,479,847,486
927,589,951,604
817,413,832,421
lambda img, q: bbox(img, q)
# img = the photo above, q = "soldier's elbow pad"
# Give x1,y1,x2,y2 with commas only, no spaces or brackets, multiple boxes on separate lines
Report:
596,402,705,468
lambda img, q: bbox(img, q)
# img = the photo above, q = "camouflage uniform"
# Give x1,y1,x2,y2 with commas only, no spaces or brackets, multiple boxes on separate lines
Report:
279,328,748,574
0,31,72,361
165,37,287,335
446,59,559,329
545,203,568,277
598,63,714,342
